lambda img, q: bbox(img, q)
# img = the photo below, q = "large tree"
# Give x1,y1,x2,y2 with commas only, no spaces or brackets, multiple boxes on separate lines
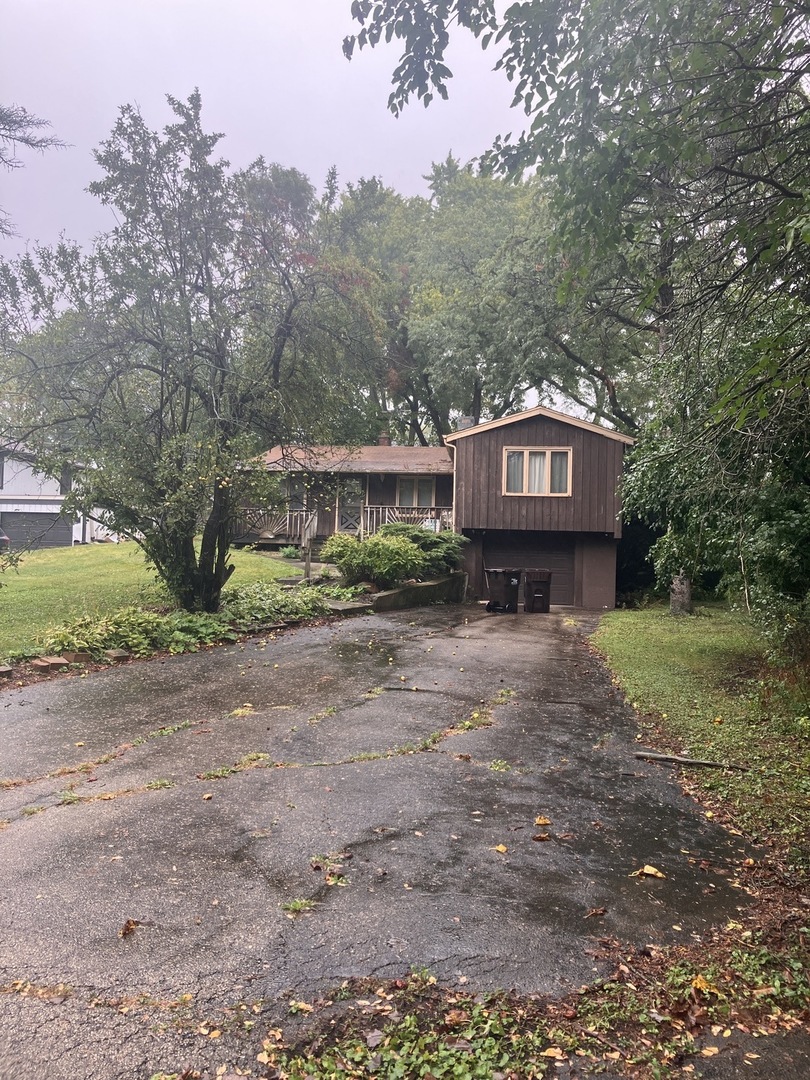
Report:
346,1,810,617
0,103,63,237
329,162,645,442
0,93,361,611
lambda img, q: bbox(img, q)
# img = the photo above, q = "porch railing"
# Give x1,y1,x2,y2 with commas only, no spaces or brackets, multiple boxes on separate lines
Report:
233,508,310,541
361,506,453,534
234,505,453,542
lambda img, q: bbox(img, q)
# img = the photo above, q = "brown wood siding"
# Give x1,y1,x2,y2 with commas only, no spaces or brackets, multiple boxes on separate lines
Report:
453,415,624,537
435,474,453,506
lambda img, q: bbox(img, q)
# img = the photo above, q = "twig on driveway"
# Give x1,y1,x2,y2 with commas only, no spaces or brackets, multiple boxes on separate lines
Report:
635,751,748,771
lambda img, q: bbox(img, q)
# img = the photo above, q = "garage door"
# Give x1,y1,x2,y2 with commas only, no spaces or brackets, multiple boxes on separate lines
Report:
483,532,575,605
0,512,74,549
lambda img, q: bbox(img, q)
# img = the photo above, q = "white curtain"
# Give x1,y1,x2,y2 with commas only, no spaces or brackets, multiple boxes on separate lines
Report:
550,451,568,494
527,451,546,494
506,451,524,492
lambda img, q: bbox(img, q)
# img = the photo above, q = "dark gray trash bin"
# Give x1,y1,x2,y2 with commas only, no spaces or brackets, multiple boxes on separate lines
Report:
484,568,522,613
524,569,552,613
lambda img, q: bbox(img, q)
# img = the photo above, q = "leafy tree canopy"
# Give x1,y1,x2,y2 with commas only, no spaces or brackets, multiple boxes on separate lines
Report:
0,103,63,236
0,93,370,611
346,1,810,628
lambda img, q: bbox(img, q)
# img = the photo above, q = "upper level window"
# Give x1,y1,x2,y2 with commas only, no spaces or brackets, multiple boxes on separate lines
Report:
503,447,571,496
398,476,435,507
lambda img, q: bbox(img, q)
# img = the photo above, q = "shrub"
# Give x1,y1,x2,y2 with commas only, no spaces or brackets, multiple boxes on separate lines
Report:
320,532,426,589
376,523,468,577
278,545,300,559
219,581,330,627
40,607,231,658
320,533,361,567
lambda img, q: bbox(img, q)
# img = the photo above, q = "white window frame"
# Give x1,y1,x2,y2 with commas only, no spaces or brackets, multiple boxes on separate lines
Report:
502,447,572,497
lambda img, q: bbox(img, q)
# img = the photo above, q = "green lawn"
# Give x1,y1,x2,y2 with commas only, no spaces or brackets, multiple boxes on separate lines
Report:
593,604,810,869
0,543,291,659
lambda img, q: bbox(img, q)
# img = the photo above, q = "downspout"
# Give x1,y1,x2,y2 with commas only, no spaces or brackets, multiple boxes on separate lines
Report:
446,440,457,533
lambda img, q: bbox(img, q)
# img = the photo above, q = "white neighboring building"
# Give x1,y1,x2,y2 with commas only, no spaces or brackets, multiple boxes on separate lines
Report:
0,448,117,547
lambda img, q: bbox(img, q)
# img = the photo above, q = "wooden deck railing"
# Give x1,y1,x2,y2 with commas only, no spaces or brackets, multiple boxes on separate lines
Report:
233,508,310,541
361,506,453,534
234,505,453,542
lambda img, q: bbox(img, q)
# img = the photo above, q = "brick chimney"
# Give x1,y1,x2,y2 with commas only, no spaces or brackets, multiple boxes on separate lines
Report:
377,432,392,446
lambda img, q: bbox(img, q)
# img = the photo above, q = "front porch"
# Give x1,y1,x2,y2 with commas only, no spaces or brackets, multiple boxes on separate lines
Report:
233,504,453,548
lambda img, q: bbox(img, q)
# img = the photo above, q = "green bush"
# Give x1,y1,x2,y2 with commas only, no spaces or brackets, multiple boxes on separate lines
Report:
319,533,361,566
320,532,427,589
278,545,300,559
376,523,468,577
219,581,330,627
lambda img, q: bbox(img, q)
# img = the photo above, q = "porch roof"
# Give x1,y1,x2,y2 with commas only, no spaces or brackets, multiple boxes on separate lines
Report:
260,444,453,475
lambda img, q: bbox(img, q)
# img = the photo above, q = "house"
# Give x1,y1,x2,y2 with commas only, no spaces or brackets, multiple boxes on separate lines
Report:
444,406,634,609
0,447,76,548
0,446,117,548
234,437,454,545
236,406,633,609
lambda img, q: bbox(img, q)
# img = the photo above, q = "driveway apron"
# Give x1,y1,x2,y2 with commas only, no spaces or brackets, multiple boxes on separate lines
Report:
0,607,753,1078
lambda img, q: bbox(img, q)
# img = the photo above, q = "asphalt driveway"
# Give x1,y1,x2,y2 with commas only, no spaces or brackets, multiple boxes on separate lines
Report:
0,606,756,1078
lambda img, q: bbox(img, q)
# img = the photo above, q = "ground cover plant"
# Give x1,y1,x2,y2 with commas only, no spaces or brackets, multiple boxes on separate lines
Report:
0,544,292,659
33,580,339,661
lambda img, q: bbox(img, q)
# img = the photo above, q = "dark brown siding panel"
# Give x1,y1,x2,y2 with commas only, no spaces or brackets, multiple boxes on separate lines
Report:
453,415,625,534
436,475,453,506
579,536,618,609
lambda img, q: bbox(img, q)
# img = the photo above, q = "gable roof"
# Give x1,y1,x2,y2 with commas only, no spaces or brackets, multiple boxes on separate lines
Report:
443,406,635,445
261,444,453,475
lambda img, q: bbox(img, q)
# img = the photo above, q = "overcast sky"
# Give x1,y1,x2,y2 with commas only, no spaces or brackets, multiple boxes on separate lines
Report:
2,0,520,254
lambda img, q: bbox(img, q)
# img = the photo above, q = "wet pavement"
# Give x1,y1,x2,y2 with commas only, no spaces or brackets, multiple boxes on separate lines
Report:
0,606,765,1077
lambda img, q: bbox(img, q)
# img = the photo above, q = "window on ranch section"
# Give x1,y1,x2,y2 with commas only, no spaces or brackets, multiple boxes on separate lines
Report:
398,476,435,507
503,448,571,496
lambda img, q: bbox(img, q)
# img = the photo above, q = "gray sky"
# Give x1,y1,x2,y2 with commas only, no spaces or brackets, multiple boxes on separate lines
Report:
2,0,519,254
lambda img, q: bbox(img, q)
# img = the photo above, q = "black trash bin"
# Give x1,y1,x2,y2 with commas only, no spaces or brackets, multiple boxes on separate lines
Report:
523,569,552,613
484,568,522,613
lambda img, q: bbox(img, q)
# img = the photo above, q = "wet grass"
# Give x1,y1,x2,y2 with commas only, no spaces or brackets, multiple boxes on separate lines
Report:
592,603,810,875
0,544,291,659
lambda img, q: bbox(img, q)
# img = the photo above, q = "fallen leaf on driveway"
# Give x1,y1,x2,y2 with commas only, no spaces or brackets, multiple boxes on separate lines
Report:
540,1047,566,1059
584,907,607,919
119,919,140,938
692,974,723,996
535,816,552,826
491,844,508,854
532,833,551,842
700,1047,720,1057
629,864,666,879
202,793,213,801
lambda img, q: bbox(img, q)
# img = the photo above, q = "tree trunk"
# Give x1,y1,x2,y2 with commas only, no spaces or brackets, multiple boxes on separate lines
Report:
196,482,237,612
670,571,693,615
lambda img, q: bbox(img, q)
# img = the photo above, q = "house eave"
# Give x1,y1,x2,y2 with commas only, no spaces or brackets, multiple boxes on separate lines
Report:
443,406,635,446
